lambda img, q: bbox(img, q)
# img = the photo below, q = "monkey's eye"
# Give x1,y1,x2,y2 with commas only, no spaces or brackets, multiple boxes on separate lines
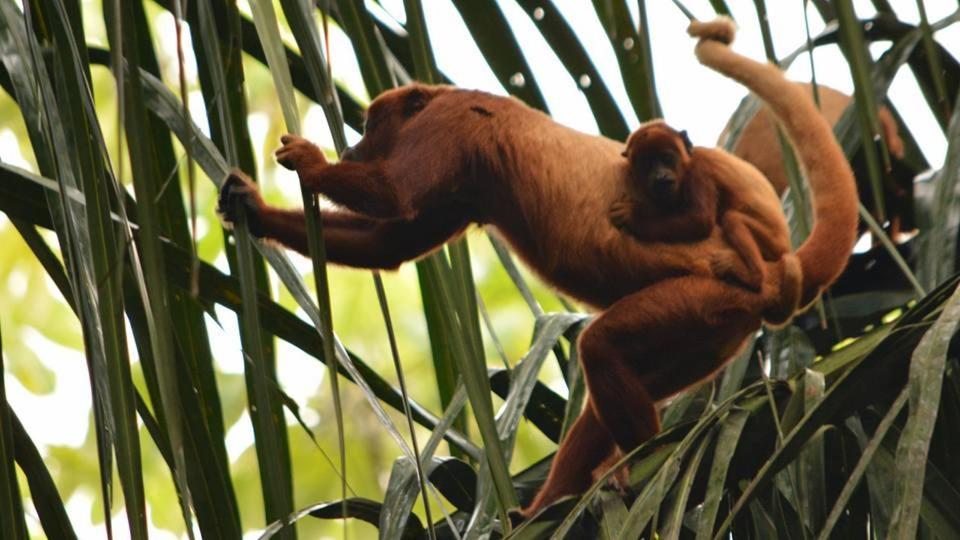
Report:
660,153,678,167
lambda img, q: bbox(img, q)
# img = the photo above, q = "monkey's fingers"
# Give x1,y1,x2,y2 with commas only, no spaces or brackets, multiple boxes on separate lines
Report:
687,16,736,45
608,201,634,228
217,170,264,235
275,134,327,172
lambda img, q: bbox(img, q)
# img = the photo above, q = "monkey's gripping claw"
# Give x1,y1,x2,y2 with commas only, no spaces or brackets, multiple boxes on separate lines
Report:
217,170,265,237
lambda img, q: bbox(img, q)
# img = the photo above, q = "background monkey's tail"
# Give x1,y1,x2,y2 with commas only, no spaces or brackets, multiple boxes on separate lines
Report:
689,17,859,308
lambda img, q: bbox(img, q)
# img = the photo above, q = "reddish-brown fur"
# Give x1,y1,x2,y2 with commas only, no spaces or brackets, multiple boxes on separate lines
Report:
729,84,905,196
611,120,802,323
221,85,745,308
217,17,858,519
730,83,909,238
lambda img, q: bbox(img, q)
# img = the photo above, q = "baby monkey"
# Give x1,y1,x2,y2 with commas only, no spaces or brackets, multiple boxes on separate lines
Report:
610,120,795,293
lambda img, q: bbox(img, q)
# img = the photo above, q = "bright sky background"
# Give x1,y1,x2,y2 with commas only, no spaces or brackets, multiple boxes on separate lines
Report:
2,0,959,537
331,0,957,170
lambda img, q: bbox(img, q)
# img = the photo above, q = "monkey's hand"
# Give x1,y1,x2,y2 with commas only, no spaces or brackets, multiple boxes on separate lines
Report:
276,134,328,173
217,170,265,237
608,200,635,229
709,249,762,291
687,16,737,45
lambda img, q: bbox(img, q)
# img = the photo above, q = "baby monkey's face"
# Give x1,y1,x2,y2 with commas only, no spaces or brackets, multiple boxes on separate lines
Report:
623,121,693,210
633,150,683,208
625,140,688,210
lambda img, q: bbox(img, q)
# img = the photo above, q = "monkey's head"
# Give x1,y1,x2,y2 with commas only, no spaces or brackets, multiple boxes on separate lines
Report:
623,120,694,209
341,84,454,162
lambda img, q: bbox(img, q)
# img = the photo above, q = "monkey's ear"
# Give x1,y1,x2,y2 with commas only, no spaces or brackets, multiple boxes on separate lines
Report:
404,87,431,117
680,130,693,152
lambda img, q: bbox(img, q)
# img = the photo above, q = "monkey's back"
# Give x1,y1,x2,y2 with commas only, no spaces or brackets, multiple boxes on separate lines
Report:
694,148,789,235
447,93,726,308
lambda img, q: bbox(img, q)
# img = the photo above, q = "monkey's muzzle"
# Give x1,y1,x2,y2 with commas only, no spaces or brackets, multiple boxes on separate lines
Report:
651,176,677,197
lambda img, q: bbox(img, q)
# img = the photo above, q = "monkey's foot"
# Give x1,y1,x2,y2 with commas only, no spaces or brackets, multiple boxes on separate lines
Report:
275,134,328,173
687,16,737,45
708,248,760,291
761,255,802,327
591,449,631,495
217,170,265,236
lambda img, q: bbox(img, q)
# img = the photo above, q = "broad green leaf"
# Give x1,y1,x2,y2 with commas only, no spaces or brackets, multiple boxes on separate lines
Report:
596,491,629,539
403,1,519,529
512,0,628,139
273,0,352,532
591,0,660,121
659,433,711,540
695,409,749,540
0,323,27,540
15,0,147,536
713,275,960,538
889,280,960,537
379,387,469,539
262,498,425,539
835,0,890,222
496,314,586,456
923,65,960,287
796,370,827,532
0,3,119,531
157,0,246,534
818,392,907,540
449,0,548,110
616,420,716,540
103,1,194,532
9,409,77,539
231,4,302,531
374,276,437,539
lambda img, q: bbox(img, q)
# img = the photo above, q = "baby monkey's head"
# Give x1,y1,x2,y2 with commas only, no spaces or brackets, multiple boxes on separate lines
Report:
623,120,694,209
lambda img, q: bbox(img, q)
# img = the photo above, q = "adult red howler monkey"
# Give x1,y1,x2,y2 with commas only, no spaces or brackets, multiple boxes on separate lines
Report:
609,119,801,323
217,17,858,519
520,18,857,515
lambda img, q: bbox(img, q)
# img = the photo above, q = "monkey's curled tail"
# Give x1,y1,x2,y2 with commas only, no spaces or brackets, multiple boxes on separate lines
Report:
689,17,859,307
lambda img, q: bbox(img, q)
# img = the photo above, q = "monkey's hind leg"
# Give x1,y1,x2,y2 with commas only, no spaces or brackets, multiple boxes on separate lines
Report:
520,404,615,519
578,278,761,454
718,211,766,291
521,278,762,515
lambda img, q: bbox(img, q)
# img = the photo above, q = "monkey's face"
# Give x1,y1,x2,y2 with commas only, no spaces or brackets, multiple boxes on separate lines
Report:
635,151,684,208
342,84,452,162
624,123,691,210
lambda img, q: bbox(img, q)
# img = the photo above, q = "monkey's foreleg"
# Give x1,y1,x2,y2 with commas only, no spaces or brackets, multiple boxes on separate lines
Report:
276,134,412,219
218,170,470,268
